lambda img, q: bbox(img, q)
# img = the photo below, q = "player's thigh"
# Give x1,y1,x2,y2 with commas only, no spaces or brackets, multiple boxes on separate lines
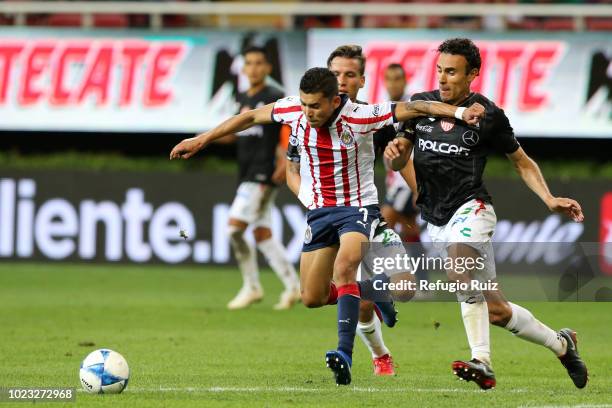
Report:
381,205,400,229
229,182,271,226
446,242,482,283
252,186,277,231
401,213,420,236
334,232,369,285
300,245,338,305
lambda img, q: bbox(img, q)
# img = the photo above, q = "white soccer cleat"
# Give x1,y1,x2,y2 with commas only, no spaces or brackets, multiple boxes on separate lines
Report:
227,286,264,310
273,287,301,310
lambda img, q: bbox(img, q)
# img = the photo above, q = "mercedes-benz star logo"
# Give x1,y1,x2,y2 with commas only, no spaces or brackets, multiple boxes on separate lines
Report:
462,130,479,146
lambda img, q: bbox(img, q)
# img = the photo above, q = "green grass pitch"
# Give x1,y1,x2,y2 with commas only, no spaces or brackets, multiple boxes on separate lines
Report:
0,263,611,407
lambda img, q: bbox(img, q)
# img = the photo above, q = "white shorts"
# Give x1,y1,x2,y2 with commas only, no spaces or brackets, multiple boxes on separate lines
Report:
358,225,411,280
228,182,277,228
427,198,497,281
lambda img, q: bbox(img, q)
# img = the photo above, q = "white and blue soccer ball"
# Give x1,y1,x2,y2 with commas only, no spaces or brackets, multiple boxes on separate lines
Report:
79,349,130,394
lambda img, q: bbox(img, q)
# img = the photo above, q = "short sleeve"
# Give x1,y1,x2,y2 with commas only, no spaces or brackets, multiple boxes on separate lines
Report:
490,108,520,154
400,93,427,143
286,133,301,163
373,125,397,155
342,101,396,134
271,96,302,124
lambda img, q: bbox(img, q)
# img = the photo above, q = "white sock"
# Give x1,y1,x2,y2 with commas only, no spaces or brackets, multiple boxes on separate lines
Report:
505,302,566,356
257,237,299,291
229,228,260,291
461,301,491,366
357,315,390,358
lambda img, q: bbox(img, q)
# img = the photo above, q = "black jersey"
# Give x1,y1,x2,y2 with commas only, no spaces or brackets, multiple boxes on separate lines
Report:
235,85,284,185
405,90,520,226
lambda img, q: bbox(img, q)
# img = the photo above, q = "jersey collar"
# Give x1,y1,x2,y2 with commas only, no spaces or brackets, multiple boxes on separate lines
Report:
321,93,349,128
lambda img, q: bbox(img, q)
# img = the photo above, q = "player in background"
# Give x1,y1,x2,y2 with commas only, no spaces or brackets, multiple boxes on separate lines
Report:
171,67,485,385
380,63,430,294
221,46,300,310
381,64,420,244
385,38,588,390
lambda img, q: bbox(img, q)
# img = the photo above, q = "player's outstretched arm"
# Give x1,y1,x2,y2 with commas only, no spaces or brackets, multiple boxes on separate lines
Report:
384,138,413,171
395,101,485,125
508,147,584,222
170,103,275,160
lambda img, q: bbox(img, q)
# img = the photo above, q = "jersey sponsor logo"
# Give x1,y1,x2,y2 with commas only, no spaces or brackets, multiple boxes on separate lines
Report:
416,123,434,133
600,192,612,275
339,130,355,147
460,227,472,237
441,118,455,132
462,130,480,146
418,139,470,156
451,216,468,227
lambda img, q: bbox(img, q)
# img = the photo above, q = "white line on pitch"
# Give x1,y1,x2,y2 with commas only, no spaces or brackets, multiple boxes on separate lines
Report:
105,386,528,394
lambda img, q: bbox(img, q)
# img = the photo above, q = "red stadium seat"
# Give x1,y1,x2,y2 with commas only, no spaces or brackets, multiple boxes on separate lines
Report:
47,14,82,27
586,17,612,31
94,14,129,28
541,18,575,31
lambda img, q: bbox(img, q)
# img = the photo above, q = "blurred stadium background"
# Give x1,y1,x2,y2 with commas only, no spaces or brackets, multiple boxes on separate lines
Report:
0,1,611,406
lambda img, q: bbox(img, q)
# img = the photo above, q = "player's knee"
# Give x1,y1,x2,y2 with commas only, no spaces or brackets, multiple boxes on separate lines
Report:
359,300,373,313
488,302,512,326
228,226,248,257
301,291,325,308
253,227,272,243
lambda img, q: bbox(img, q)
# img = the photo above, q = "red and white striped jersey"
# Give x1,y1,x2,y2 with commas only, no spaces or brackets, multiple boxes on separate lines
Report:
273,94,396,210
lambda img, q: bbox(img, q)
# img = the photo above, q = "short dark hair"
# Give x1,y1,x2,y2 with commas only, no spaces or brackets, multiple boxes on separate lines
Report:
437,38,481,73
385,63,406,76
242,45,269,63
326,44,366,76
299,68,338,99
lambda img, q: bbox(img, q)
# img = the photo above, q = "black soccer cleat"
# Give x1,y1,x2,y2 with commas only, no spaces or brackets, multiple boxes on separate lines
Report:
452,359,496,390
373,301,398,328
325,350,352,386
558,328,588,389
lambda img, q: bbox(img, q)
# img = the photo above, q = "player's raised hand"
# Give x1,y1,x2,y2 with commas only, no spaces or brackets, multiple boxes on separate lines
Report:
169,136,205,160
384,138,406,161
463,103,485,125
547,197,584,223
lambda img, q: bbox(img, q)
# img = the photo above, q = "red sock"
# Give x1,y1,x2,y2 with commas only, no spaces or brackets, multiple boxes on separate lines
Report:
404,234,420,243
326,283,338,305
337,283,360,298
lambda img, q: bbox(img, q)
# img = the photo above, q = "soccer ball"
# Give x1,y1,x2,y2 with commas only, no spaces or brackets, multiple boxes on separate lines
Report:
79,349,130,394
